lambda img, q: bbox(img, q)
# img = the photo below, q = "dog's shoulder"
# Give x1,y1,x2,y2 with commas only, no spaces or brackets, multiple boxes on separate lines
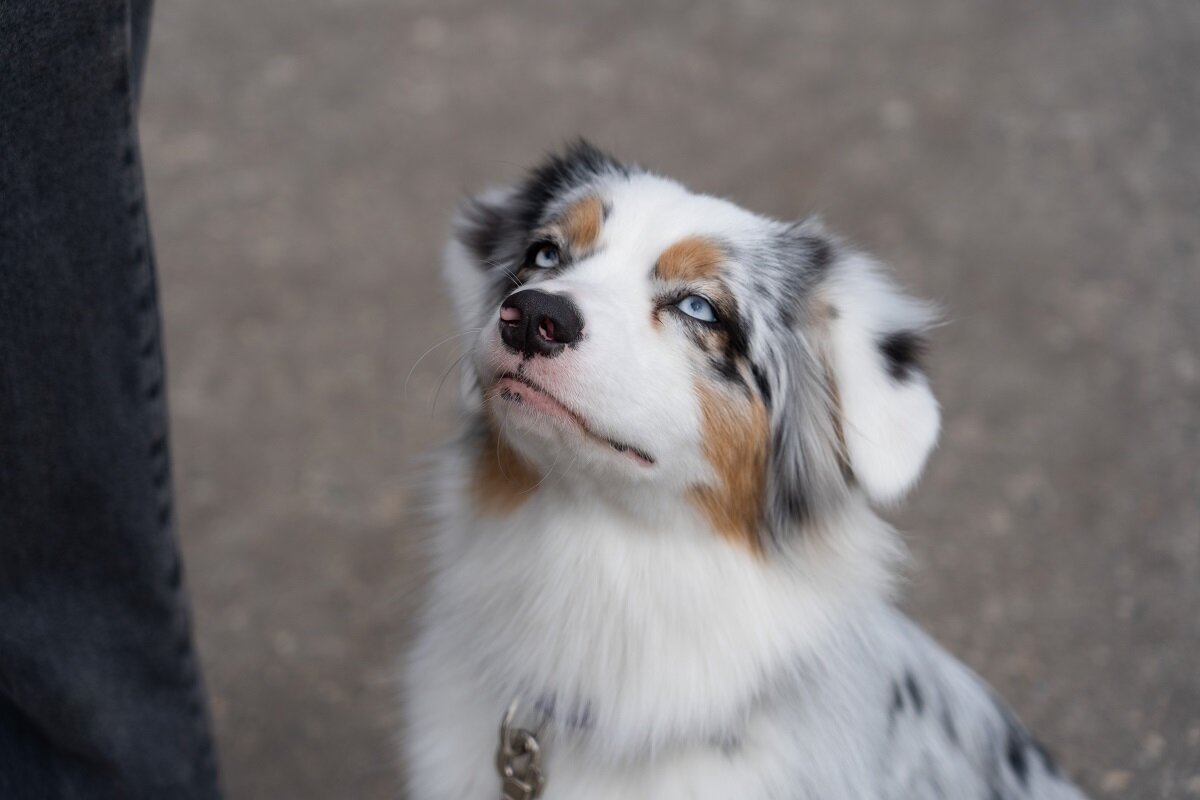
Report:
865,611,1086,800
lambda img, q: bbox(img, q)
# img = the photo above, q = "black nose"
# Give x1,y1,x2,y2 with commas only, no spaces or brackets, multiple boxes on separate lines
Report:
499,289,584,357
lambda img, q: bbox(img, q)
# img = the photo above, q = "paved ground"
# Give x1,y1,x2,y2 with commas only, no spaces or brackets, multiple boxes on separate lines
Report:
139,1,1199,797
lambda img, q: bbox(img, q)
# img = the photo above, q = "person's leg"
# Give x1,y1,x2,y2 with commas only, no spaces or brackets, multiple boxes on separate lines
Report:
0,2,222,798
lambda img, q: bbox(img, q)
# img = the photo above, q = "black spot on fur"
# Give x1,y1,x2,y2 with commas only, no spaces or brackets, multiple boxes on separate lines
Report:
457,194,511,264
879,330,926,381
1006,725,1030,787
512,139,626,234
888,680,905,728
717,733,743,757
776,226,835,277
771,425,812,524
718,296,751,362
711,355,747,392
797,234,832,275
696,296,754,394
941,708,960,745
777,304,796,330
904,671,925,714
770,228,836,329
750,363,772,406
986,690,1063,792
775,269,813,330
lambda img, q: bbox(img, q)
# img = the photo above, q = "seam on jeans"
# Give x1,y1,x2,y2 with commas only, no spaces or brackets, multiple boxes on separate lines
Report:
114,1,221,788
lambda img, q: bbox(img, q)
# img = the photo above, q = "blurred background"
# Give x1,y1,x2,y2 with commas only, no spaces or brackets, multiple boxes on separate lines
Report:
138,1,1199,798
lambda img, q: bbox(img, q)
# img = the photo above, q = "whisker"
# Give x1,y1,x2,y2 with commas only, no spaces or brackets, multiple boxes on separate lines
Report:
496,406,513,481
481,257,522,287
404,328,481,401
431,351,471,416
546,450,581,493
521,442,564,495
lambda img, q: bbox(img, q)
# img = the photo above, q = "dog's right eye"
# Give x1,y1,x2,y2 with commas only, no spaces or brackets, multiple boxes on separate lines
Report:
675,294,718,323
531,243,561,269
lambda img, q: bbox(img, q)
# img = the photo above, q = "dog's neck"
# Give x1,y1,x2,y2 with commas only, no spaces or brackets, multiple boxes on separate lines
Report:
428,446,903,763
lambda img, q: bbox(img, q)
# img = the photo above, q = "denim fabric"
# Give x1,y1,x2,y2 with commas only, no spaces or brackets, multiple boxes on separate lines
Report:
0,2,222,798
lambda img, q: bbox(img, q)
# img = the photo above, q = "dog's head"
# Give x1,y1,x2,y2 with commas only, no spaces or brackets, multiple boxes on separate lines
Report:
445,142,939,551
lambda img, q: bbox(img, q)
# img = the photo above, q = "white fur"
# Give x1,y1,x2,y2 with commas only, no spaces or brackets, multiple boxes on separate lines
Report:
402,166,1087,800
822,259,941,504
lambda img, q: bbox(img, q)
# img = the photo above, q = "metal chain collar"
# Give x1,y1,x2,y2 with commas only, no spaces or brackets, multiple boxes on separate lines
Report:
496,700,547,800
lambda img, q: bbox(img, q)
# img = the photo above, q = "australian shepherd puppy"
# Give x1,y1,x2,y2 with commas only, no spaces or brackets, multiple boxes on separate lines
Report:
402,142,1087,800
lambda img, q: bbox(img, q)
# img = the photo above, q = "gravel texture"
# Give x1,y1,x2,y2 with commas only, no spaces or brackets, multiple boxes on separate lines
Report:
139,2,1199,797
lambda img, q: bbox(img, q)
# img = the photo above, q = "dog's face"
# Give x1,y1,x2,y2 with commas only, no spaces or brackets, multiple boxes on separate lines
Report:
445,143,940,551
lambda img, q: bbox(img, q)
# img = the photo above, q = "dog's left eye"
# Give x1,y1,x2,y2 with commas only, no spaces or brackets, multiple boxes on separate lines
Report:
676,295,718,323
532,243,561,269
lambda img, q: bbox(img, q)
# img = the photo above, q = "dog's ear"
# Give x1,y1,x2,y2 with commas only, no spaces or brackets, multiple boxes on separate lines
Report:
443,186,522,332
819,254,940,505
444,140,626,331
761,236,939,540
441,187,526,409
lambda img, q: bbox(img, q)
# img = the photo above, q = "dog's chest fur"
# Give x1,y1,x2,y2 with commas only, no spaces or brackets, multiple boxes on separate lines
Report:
402,452,1085,800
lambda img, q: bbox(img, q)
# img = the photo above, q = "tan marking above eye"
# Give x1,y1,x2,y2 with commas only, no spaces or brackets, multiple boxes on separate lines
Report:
655,236,725,283
560,195,605,255
690,381,769,554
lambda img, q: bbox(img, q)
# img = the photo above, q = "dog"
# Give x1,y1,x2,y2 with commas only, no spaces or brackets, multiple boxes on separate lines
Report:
402,141,1088,800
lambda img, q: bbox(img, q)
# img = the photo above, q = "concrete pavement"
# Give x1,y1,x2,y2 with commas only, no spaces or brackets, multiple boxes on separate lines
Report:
139,2,1200,797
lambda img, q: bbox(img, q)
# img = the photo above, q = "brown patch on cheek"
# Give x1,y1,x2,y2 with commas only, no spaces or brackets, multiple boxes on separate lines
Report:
690,383,769,554
561,195,604,254
655,236,725,282
473,423,541,512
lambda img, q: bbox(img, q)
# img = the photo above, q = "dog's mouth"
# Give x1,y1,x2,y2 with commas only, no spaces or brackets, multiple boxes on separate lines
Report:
490,372,655,467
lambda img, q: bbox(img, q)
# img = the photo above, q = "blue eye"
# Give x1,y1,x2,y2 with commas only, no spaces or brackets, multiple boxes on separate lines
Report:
532,243,561,269
675,295,718,322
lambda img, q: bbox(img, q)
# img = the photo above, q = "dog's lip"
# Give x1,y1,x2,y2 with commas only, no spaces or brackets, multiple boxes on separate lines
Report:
491,373,655,466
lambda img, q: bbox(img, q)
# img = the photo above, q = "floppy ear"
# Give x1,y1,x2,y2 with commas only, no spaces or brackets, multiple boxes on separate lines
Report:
443,140,627,331
440,186,526,408
442,186,522,332
820,254,940,505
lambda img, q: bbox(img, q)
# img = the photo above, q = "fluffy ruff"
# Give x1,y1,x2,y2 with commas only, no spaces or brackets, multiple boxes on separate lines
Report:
401,142,1088,800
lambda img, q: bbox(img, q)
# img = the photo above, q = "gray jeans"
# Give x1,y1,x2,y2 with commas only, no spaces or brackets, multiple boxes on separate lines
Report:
0,2,222,797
